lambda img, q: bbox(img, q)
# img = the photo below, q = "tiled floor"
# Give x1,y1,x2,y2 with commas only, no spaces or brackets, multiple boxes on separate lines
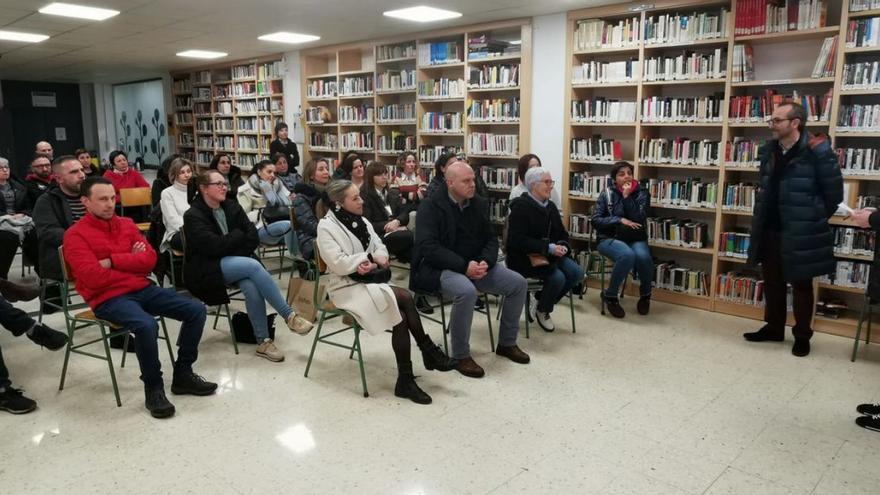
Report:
2,260,880,494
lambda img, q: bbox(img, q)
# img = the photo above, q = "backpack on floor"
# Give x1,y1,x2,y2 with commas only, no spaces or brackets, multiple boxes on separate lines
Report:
231,312,276,344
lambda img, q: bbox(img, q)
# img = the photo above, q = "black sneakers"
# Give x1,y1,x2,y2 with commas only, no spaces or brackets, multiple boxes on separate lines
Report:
857,403,880,415
856,414,880,432
170,372,218,396
27,324,69,351
145,387,175,418
0,387,37,414
743,325,784,342
791,338,811,357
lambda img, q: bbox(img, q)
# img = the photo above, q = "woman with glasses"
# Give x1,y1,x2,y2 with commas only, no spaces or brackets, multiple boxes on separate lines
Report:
237,159,296,255
360,162,414,263
509,154,561,207
506,167,583,331
184,170,313,363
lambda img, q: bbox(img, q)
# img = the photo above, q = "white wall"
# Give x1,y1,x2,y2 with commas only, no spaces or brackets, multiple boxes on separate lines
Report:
530,12,568,187
282,50,304,146
93,83,117,164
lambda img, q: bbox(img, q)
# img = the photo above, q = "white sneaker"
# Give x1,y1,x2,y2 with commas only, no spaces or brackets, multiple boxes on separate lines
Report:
256,339,284,362
287,313,313,335
536,311,555,332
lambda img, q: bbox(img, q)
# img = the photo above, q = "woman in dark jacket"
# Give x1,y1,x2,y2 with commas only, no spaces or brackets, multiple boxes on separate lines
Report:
209,153,244,200
269,122,300,174
506,167,584,332
184,170,312,363
360,161,414,263
292,157,332,260
0,159,37,279
591,161,653,318
150,154,180,207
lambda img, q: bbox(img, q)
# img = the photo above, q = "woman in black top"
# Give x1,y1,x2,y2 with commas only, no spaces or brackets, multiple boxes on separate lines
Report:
269,122,300,174
209,153,244,200
360,162,414,263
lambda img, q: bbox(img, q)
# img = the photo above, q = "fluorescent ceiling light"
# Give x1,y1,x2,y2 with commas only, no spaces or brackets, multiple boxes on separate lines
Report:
39,2,120,21
176,50,227,59
259,32,320,44
0,30,50,42
383,6,462,22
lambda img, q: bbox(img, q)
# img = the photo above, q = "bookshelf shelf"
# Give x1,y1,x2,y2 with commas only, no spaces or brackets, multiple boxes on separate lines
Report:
735,26,840,44
818,283,867,295
339,122,375,127
643,38,731,50
418,131,465,136
640,122,723,127
573,45,640,55
467,154,520,160
417,62,466,69
839,88,880,95
721,209,754,217
572,82,640,89
723,165,760,172
339,69,375,76
417,97,466,102
650,202,718,213
468,54,522,63
467,120,521,125
842,174,880,181
718,256,748,264
642,78,727,86
376,89,417,95
638,163,720,171
569,196,598,202
731,77,836,87
834,252,874,262
649,242,715,255
377,56,417,64
377,120,417,126
467,86,522,93
338,94,375,100
844,45,880,54
571,122,637,127
848,8,880,18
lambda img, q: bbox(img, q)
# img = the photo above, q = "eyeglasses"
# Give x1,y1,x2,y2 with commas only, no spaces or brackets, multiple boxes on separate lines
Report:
766,117,792,126
32,163,51,169
207,181,229,189
541,180,556,186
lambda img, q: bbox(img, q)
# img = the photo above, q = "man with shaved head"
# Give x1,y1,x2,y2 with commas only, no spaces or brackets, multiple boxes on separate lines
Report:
410,161,529,378
35,141,53,161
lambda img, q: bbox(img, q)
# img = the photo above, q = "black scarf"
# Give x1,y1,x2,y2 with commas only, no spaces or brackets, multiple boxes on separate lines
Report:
333,205,371,251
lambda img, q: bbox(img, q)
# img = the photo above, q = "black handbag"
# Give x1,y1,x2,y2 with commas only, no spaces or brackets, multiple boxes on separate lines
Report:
231,312,277,343
605,188,648,243
261,204,290,224
348,266,392,284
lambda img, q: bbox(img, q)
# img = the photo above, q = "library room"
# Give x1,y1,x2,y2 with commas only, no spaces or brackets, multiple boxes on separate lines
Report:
1,0,879,493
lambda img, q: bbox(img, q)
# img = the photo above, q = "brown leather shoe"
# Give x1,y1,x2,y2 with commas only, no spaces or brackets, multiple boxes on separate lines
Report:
455,356,485,378
496,344,530,364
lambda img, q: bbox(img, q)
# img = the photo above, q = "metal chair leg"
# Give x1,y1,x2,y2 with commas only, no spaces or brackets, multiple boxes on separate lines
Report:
439,295,448,355
568,290,576,333
853,298,870,362
224,304,238,355
304,312,326,377
484,294,495,352
100,324,122,407
121,333,130,368
160,317,175,363
353,329,369,397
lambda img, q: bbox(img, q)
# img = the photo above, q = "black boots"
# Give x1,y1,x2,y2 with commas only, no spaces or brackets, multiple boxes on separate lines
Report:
144,387,175,419
604,296,625,318
419,338,457,371
395,363,432,405
637,296,651,315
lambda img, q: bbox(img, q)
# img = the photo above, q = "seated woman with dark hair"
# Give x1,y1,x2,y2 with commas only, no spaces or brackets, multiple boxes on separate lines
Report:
390,151,426,207
316,179,456,404
151,154,181,207
273,152,302,193
360,162,414,263
332,153,365,189
292,158,332,261
184,170,313,363
209,153,244,200
591,160,653,319
103,150,149,195
237,159,296,254
509,153,561,206
506,167,584,331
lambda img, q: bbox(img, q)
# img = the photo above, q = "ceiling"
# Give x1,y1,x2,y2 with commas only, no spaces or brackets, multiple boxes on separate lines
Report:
0,0,623,84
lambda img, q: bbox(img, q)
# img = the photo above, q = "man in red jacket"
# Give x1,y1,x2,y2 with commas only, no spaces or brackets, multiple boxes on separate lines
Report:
63,176,216,419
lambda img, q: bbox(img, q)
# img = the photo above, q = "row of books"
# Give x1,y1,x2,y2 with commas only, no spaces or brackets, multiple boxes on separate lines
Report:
811,36,839,79
857,195,880,208
213,84,231,98
728,89,833,122
237,117,258,131
176,113,193,125
469,133,519,156
851,1,880,12
419,145,462,167
720,232,751,259
573,17,641,51
195,120,212,131
231,82,260,97
488,198,510,224
842,61,880,90
468,64,519,88
654,262,710,296
716,273,765,307
640,94,725,123
378,103,416,123
309,131,338,150
643,178,718,209
647,217,710,249
214,118,234,131
568,214,593,239
377,133,415,154
819,261,870,289
833,227,876,257
721,183,758,212
638,138,721,166
306,79,337,99
480,167,518,190
175,96,191,109
734,0,828,36
172,78,191,93
418,78,465,99
731,44,755,83
467,34,520,60
339,105,374,124
340,131,374,151
845,16,880,48
377,70,416,92
642,49,726,82
306,106,331,125
643,10,729,45
418,42,462,66
571,98,637,124
836,147,880,175
194,87,211,100
467,97,520,122
421,112,463,133
232,64,256,80
569,172,609,198
177,133,194,147
570,137,623,162
378,43,416,61
572,60,639,85
340,76,373,97
837,104,880,131
726,137,765,167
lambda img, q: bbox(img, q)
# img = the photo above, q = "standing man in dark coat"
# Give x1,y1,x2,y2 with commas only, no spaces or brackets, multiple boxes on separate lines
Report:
744,101,843,357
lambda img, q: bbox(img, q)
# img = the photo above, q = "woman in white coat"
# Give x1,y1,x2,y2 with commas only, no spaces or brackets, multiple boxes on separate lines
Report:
159,157,193,252
316,180,457,404
237,159,296,254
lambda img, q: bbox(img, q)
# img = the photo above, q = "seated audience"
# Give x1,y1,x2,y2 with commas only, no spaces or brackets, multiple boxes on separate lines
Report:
24,153,54,211
184,171,313,363
332,152,359,181
269,122,300,174
159,157,194,253
209,153,244,200
103,150,149,195
390,151,426,216
35,141,54,160
506,167,584,331
425,152,490,201
237,159,296,254
150,154,181,207
317,180,456,404
0,157,38,279
333,154,365,188
361,162,414,263
509,154,562,207
411,161,529,378
0,293,68,414
75,148,100,176
64,176,217,418
591,161,653,318
292,158,331,261
273,152,302,193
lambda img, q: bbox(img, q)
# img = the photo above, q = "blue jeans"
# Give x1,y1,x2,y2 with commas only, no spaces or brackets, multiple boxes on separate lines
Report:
220,256,293,342
94,285,206,388
597,239,653,298
537,256,585,313
259,220,298,256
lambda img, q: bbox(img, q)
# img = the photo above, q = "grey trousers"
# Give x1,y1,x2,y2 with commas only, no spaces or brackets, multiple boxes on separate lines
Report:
440,264,527,359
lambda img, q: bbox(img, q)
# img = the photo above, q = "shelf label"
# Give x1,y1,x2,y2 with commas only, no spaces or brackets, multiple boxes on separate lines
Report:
760,79,791,85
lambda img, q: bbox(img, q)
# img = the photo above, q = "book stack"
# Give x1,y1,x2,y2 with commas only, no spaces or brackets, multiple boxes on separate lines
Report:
339,105,374,124
237,136,258,150
173,78,191,93
197,151,212,164
377,132,415,154
654,262,710,296
216,102,234,115
194,87,211,100
722,183,758,212
811,36,838,78
488,198,510,224
418,41,462,65
569,136,623,162
309,131,338,150
418,145,463,166
215,118,234,131
716,273,764,307
306,106,332,125
467,97,520,123
378,43,417,61
258,61,283,80
837,104,880,131
644,9,729,44
568,172,609,198
339,76,373,97
571,98,637,123
257,79,282,95
176,113,193,125
340,131,374,151
421,112,463,133
232,64,256,79
467,34,520,60
728,89,833,122
568,214,593,239
418,78,465,99
815,298,848,319
842,61,880,90
237,117,257,131
638,138,721,166
836,147,880,175
378,103,416,123
641,94,724,123
573,17,641,51
643,49,726,81
468,133,518,156
644,178,718,208
307,79,337,99
646,217,710,248
216,136,234,150
845,15,880,48
196,120,212,132
195,71,211,84
726,137,764,167
468,64,520,88
232,82,256,97
174,95,192,109
734,0,827,35
572,60,639,84
833,226,876,257
213,84,231,99
177,133,194,147
819,261,871,289
480,167,518,190
236,101,258,114
720,232,751,258
377,69,416,92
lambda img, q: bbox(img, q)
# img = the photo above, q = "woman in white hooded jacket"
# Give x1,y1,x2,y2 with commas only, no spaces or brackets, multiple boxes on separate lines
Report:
237,159,296,254
316,180,456,405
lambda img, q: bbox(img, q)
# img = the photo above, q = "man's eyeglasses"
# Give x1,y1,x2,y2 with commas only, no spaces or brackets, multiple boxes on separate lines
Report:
766,117,792,126
32,163,51,169
207,181,229,189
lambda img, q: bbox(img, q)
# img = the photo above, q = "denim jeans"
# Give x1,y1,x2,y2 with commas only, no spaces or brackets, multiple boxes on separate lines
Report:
259,220,298,256
94,285,206,388
597,239,653,298
0,295,37,389
221,256,293,342
537,256,585,313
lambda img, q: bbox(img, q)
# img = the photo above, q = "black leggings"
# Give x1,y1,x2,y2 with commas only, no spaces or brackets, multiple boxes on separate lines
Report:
384,229,414,263
390,286,430,368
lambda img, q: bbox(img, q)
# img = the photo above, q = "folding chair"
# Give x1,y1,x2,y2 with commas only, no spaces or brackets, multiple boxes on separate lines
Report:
852,294,878,362
119,187,153,233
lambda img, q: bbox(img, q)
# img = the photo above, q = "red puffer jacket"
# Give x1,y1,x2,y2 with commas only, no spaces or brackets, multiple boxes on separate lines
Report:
63,214,156,309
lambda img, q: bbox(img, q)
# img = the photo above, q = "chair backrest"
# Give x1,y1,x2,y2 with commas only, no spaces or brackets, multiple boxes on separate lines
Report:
57,246,74,283
289,204,300,231
310,242,328,308
501,215,510,255
119,187,152,208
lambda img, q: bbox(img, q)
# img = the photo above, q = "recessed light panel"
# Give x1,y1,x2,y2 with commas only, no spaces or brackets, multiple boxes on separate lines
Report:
0,30,50,43
39,3,120,21
383,6,462,23
176,50,228,59
258,32,320,44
